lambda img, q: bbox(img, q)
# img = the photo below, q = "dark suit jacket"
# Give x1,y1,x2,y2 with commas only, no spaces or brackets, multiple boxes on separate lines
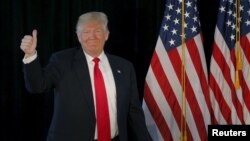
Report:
23,47,150,141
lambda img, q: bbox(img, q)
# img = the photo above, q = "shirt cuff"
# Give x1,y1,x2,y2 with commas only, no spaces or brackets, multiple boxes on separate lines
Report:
22,51,38,64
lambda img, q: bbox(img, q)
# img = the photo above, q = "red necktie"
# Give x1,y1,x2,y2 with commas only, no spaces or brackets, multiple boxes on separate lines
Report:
93,57,111,141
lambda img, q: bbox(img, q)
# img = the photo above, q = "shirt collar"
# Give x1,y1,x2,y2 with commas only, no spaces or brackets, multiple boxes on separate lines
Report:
83,51,105,64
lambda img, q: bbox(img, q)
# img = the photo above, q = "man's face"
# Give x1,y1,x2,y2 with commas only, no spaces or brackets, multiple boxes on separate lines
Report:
77,21,109,57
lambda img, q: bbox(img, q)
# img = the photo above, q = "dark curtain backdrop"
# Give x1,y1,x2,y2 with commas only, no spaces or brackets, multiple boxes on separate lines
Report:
0,0,219,141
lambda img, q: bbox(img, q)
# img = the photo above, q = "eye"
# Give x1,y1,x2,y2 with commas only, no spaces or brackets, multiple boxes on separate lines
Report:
95,30,102,33
83,31,89,34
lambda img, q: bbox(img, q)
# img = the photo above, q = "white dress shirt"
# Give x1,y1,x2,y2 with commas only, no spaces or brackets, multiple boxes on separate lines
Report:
22,51,37,64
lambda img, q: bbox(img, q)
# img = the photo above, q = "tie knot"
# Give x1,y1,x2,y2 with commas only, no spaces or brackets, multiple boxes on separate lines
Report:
93,57,100,64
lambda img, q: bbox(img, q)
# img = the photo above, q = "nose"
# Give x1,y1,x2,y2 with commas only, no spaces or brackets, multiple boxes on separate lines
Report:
88,31,96,39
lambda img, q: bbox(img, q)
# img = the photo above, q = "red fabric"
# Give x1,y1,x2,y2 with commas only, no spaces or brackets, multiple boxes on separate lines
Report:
93,57,111,141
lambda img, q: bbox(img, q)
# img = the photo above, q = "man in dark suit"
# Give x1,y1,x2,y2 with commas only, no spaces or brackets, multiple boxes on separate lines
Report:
20,11,150,141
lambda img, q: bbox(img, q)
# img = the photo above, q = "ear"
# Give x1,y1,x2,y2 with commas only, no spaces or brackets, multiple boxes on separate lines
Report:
105,32,109,41
76,32,81,42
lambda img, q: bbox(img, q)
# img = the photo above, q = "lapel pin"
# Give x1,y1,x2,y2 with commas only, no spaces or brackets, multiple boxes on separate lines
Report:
117,70,121,74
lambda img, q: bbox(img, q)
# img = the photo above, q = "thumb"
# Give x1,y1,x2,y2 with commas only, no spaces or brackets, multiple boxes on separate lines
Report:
32,29,37,48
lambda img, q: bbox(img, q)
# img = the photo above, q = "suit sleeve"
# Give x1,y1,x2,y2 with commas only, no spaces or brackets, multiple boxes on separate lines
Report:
23,54,61,93
128,64,150,141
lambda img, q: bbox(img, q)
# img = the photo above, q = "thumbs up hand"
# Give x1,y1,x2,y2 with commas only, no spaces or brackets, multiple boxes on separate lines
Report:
20,29,38,58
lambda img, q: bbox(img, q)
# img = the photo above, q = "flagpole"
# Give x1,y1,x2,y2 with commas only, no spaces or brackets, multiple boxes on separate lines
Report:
235,0,242,89
180,0,187,141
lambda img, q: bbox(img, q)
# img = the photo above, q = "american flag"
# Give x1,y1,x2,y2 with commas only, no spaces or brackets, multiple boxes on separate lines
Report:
143,0,211,141
209,0,250,124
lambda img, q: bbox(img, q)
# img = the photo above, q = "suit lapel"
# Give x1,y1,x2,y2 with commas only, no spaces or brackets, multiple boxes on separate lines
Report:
73,49,95,117
107,55,124,114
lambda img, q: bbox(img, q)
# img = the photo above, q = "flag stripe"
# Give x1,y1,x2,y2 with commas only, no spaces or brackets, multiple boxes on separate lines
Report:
209,85,226,124
241,34,250,122
142,100,163,141
144,81,172,141
241,35,250,64
209,69,232,124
